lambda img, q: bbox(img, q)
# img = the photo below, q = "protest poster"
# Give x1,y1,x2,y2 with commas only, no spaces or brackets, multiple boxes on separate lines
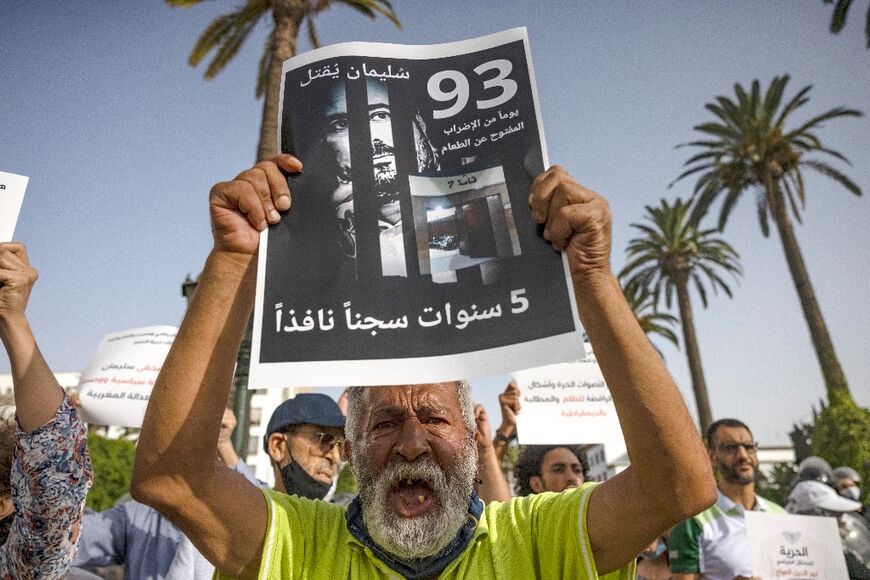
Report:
251,28,583,387
512,356,628,467
76,326,177,428
0,171,28,242
746,512,849,579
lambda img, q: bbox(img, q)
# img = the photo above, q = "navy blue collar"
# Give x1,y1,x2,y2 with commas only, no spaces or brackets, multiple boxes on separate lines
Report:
345,491,484,579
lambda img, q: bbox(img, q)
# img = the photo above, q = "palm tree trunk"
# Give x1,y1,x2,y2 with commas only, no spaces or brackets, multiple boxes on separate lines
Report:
257,3,302,162
766,183,851,403
675,275,714,432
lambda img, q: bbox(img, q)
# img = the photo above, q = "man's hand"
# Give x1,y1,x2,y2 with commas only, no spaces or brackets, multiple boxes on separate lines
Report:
218,408,237,445
497,381,521,438
217,408,240,468
0,243,38,324
528,166,612,283
474,403,512,502
209,154,303,255
474,403,494,451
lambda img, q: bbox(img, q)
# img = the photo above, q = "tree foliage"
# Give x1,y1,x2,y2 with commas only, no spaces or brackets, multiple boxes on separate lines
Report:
755,462,797,507
620,280,679,359
675,75,862,402
620,198,742,311
167,0,401,98
674,75,862,234
811,394,870,486
86,434,137,512
620,197,741,431
824,0,870,48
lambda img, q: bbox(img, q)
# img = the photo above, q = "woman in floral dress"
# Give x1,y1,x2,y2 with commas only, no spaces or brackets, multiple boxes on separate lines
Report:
0,242,93,578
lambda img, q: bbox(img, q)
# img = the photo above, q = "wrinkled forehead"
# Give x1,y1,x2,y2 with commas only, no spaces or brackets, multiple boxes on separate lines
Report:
362,383,461,417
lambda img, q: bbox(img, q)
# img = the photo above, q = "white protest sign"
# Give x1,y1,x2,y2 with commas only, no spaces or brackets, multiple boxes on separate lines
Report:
512,356,627,466
77,326,177,428
0,171,28,242
746,512,849,579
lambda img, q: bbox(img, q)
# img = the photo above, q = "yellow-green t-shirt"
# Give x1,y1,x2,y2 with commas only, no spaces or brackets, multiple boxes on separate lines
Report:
217,482,635,579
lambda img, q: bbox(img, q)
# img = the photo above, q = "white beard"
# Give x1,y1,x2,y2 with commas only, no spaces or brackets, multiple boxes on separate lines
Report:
352,441,477,560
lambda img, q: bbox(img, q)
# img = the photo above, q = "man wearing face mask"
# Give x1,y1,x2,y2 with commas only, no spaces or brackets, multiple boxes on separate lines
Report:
263,393,346,501
834,466,868,517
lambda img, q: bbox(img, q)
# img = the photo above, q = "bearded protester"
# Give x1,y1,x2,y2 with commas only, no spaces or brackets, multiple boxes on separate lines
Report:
0,242,93,577
669,418,785,580
131,155,716,578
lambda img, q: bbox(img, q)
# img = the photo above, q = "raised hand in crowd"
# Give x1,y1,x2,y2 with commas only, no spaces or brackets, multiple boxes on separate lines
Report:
216,407,239,468
0,242,93,576
492,381,521,462
473,403,511,503
133,155,303,578
530,166,715,572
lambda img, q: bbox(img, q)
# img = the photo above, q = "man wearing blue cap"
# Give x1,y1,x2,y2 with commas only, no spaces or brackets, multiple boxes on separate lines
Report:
263,393,346,500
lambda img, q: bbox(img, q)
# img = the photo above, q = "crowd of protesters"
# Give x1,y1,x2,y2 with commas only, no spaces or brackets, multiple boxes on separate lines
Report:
0,154,867,579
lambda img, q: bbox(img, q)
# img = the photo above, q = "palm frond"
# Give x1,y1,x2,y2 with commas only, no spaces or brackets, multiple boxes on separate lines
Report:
165,0,207,7
830,0,854,32
343,0,402,28
784,107,862,140
802,160,863,196
306,16,320,48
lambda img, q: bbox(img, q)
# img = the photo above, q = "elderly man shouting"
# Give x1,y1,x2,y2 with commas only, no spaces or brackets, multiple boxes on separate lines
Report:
132,154,715,579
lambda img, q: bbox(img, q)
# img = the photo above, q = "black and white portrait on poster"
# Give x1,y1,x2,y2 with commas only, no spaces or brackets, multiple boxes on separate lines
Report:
250,28,583,387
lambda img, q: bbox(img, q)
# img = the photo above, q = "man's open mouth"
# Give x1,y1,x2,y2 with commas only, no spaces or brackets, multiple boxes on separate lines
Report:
390,477,435,518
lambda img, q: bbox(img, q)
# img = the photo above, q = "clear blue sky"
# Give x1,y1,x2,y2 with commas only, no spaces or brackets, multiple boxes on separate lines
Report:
2,1,868,445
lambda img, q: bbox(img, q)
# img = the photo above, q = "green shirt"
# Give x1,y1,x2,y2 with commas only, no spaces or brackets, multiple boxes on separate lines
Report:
217,483,635,579
669,490,785,579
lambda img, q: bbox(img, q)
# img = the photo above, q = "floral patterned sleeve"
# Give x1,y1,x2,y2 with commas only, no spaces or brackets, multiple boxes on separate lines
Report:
0,396,93,579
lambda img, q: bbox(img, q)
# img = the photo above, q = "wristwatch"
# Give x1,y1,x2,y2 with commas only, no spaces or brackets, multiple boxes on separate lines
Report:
494,429,516,443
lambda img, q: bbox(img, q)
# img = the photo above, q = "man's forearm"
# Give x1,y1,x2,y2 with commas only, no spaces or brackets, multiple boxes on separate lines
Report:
574,271,713,510
476,445,511,503
133,250,256,491
0,313,64,431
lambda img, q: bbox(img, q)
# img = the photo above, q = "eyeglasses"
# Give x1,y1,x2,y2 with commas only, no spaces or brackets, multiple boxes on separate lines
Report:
293,430,345,454
716,441,758,455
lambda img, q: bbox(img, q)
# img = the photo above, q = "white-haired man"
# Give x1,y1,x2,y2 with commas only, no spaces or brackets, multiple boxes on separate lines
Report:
131,154,716,578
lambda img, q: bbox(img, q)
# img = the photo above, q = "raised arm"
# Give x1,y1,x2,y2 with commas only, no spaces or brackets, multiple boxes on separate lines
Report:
492,381,520,462
0,243,64,429
131,154,302,579
0,242,93,576
529,166,716,573
473,403,511,503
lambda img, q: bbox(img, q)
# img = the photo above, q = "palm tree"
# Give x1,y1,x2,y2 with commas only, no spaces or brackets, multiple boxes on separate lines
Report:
621,280,679,360
824,0,870,48
675,75,862,402
620,198,742,432
167,0,401,161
